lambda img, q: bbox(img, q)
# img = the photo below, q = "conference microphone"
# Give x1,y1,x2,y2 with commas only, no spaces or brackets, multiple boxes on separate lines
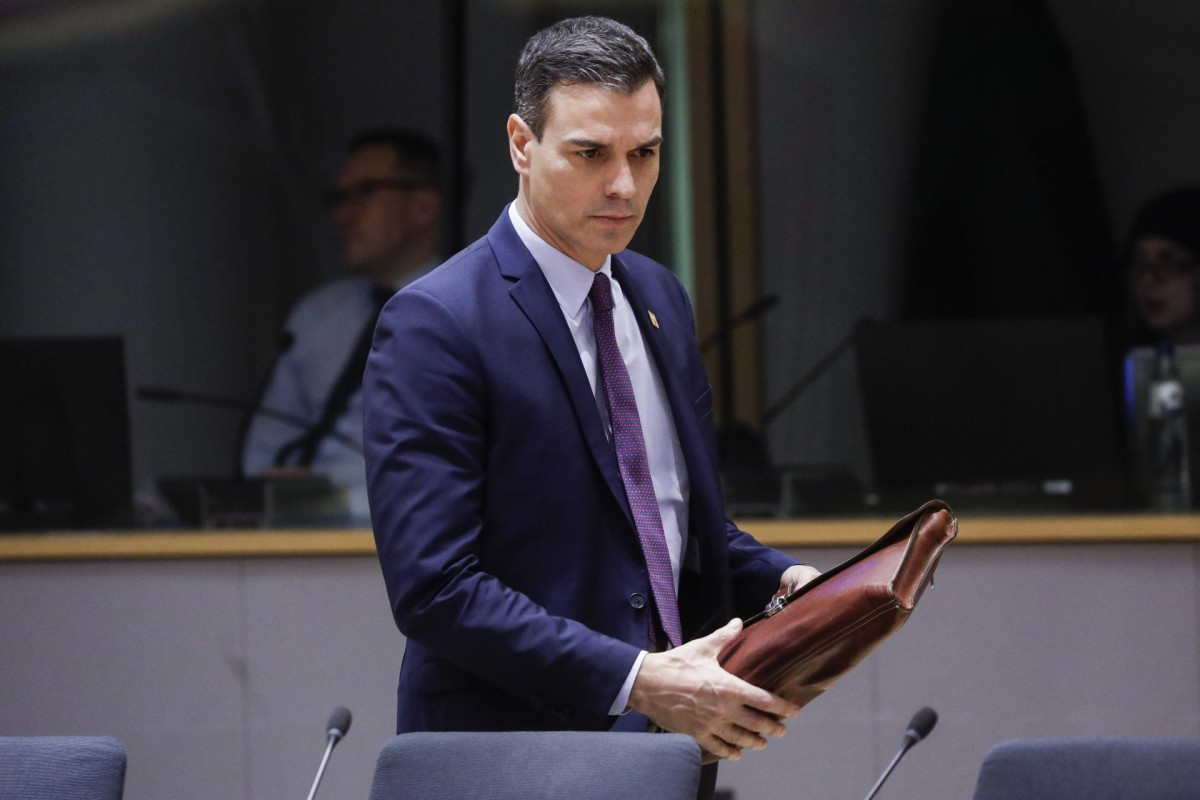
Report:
305,706,352,800
698,293,780,352
862,707,938,800
136,385,362,453
761,316,874,425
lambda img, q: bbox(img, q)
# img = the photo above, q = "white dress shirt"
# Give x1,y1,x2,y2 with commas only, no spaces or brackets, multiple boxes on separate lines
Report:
508,203,690,715
243,263,434,521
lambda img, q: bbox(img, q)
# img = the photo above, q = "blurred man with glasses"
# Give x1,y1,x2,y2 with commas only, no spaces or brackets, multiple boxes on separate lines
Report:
1125,186,1200,348
242,129,441,520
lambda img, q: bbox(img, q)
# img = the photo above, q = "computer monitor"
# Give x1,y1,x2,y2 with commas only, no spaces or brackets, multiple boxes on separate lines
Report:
0,337,133,530
855,317,1128,510
1124,343,1200,503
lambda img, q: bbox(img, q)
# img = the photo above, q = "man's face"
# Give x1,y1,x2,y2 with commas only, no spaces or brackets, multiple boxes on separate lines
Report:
1131,236,1200,337
330,144,435,275
509,80,662,269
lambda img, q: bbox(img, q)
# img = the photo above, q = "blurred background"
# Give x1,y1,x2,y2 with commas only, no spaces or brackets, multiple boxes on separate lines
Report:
4,0,1199,528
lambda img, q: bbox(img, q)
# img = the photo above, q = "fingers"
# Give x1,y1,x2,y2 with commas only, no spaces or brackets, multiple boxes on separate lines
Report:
701,725,769,762
692,624,802,725
729,677,801,721
793,565,821,584
777,565,821,599
707,679,795,760
719,722,770,752
630,616,802,763
700,733,744,762
688,617,744,659
709,617,743,646
729,702,789,739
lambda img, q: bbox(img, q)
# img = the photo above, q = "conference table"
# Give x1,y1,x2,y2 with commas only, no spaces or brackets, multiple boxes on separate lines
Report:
3,512,1199,800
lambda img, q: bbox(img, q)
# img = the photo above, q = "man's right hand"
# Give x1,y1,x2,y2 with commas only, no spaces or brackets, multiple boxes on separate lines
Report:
626,618,801,763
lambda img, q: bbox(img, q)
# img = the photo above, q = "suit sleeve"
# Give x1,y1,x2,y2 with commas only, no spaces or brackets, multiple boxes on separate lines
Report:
724,519,802,617
363,288,640,718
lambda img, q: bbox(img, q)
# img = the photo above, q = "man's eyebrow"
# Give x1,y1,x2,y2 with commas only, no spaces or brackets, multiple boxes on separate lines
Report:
564,137,610,150
562,136,663,150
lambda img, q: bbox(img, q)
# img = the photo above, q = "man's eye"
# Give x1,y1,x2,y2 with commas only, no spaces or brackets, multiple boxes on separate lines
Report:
637,148,658,158
578,149,600,160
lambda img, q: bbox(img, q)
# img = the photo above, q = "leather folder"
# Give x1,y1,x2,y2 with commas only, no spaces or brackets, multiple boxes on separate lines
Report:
719,500,957,710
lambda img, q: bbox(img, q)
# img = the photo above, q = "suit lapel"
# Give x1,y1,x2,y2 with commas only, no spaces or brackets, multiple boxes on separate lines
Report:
614,257,729,635
611,257,719,521
489,212,634,527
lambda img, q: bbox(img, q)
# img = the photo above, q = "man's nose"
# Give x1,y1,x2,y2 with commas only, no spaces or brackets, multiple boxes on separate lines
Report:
606,159,636,199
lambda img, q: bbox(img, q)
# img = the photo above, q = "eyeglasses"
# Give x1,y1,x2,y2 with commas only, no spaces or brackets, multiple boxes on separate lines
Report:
1131,250,1198,280
320,179,432,210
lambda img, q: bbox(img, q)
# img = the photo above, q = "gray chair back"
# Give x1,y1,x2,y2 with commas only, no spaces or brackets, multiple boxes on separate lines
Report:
973,737,1200,800
368,731,701,800
0,736,126,800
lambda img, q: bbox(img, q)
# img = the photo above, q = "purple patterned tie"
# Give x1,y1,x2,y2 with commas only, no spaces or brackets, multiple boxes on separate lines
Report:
589,271,683,648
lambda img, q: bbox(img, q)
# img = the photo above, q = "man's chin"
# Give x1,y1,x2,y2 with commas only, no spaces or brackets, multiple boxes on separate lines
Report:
593,228,639,256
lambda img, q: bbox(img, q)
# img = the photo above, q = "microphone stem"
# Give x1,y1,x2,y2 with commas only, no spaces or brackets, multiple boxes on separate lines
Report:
306,734,338,800
761,320,863,425
863,738,914,800
138,387,363,453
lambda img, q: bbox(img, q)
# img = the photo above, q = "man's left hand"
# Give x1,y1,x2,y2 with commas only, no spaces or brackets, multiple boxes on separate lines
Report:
773,564,821,602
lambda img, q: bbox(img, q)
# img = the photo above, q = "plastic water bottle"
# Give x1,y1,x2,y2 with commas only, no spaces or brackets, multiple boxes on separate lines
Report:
1147,343,1191,511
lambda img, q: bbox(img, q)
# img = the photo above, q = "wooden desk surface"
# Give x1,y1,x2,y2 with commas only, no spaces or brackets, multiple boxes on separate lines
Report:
1,513,1198,562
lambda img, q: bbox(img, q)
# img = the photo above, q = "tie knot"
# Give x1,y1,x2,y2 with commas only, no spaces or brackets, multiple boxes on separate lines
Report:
589,271,615,313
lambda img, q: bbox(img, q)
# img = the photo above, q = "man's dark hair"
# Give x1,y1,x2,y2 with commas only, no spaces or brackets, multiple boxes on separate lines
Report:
1126,184,1200,264
348,127,441,189
514,16,665,140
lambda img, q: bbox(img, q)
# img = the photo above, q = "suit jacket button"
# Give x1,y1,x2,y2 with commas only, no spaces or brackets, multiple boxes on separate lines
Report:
629,592,646,609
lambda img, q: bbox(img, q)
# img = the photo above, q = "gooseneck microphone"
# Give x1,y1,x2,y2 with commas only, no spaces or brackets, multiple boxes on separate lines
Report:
697,294,780,352
863,707,938,800
136,386,363,453
305,706,352,800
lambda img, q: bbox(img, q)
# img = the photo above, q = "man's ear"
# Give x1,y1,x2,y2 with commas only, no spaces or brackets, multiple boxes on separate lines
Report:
508,113,535,175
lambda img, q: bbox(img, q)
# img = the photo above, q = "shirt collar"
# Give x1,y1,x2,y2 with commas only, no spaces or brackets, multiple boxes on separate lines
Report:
508,202,612,320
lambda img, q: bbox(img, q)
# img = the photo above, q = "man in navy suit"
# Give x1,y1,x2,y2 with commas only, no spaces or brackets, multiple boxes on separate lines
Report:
363,16,818,764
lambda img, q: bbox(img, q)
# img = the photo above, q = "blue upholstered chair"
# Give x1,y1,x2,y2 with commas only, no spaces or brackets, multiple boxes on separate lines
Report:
973,737,1200,800
368,731,701,800
0,736,126,800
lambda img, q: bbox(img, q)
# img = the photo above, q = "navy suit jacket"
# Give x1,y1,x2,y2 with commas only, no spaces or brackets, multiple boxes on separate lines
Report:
363,208,799,734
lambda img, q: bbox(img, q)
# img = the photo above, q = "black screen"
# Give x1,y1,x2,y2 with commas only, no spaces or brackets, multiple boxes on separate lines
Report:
0,337,132,530
856,317,1127,508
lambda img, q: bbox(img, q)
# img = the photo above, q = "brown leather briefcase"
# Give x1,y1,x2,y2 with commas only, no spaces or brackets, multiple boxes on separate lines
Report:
719,500,957,710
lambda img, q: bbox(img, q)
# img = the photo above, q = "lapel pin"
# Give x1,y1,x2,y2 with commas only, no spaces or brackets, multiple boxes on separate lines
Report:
648,310,660,329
